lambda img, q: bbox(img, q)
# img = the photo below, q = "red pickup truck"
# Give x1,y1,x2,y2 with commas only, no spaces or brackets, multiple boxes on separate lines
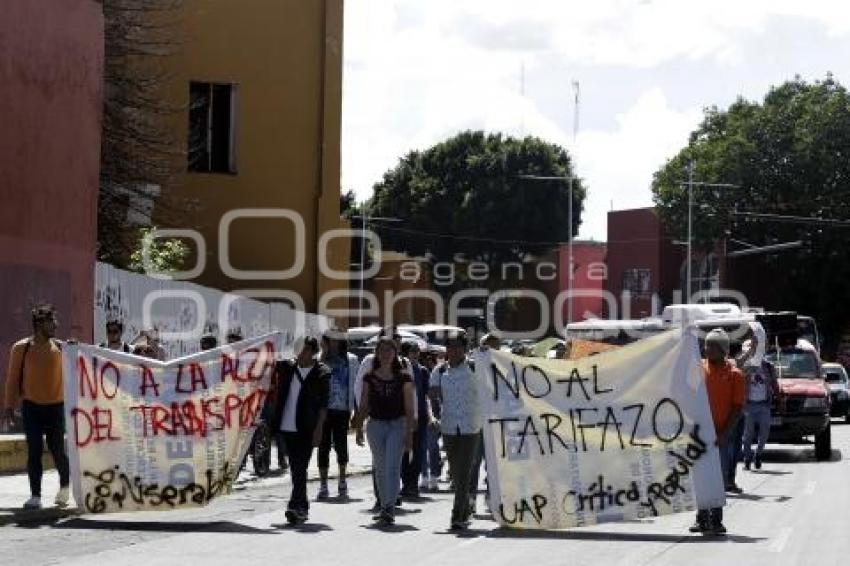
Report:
764,340,832,461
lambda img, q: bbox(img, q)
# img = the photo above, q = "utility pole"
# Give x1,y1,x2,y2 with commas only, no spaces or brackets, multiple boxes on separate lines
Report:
686,160,694,302
358,207,367,327
568,79,580,325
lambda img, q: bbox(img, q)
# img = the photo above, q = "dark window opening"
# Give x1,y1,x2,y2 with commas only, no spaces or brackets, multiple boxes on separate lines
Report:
188,82,237,173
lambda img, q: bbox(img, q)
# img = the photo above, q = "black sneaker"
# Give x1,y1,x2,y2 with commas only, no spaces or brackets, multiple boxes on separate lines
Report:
285,509,299,524
377,509,394,526
689,522,708,533
317,484,329,500
744,459,752,471
710,522,728,536
450,520,467,531
754,458,762,470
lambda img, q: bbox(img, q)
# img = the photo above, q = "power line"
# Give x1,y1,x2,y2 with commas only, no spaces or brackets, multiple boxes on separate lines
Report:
369,222,568,247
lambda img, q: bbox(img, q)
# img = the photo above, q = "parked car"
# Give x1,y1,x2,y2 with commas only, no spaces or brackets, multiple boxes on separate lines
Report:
765,339,832,461
823,362,850,423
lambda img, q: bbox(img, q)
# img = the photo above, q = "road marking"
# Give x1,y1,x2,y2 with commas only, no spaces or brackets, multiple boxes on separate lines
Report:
803,481,817,495
770,527,793,553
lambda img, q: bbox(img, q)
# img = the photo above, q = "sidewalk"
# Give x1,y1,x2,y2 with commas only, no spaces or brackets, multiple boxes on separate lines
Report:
0,436,373,523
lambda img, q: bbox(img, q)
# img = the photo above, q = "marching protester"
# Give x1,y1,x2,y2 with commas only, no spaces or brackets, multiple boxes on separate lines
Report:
352,337,415,525
2,304,70,509
738,325,780,471
691,328,746,535
225,329,244,345
430,332,482,530
199,333,218,351
421,347,443,491
271,337,330,524
99,319,131,352
400,340,431,499
317,330,360,499
354,326,415,512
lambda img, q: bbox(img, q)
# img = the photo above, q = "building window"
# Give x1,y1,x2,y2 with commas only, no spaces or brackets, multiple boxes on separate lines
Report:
622,268,652,294
188,82,237,173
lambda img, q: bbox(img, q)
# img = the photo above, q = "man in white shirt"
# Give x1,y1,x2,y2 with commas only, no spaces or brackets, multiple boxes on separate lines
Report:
429,332,480,530
271,337,330,524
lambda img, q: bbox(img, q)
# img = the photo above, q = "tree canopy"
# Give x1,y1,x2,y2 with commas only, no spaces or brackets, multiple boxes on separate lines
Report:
652,76,850,353
368,131,585,280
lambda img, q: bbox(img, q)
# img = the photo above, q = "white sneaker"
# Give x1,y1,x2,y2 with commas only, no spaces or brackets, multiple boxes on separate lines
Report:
55,486,70,507
23,496,42,510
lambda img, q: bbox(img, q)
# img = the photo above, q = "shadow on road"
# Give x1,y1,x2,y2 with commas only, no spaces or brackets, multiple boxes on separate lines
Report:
361,522,419,533
444,527,767,544
55,518,276,534
727,492,793,503
760,448,842,464
0,507,79,528
270,522,333,533
315,496,365,505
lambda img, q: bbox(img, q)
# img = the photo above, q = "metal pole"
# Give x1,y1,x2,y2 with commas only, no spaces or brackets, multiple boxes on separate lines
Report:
568,80,580,325
686,161,694,302
358,208,367,327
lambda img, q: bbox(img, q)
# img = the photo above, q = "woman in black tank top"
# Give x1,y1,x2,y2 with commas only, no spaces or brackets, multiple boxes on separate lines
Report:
352,337,414,525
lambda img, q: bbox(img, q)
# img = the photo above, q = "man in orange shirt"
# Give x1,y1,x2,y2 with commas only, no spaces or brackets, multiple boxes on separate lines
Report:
2,304,70,509
691,328,746,536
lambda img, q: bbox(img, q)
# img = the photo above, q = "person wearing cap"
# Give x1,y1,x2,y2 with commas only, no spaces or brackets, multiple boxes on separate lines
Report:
738,324,780,471
690,328,746,536
271,336,330,524
317,329,360,499
430,331,481,530
2,304,70,510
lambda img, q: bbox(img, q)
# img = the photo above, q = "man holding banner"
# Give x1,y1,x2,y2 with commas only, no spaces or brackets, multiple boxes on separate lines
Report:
271,337,330,525
691,328,746,535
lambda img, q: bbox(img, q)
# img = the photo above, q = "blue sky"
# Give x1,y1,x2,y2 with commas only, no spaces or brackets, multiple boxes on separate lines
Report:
341,0,850,240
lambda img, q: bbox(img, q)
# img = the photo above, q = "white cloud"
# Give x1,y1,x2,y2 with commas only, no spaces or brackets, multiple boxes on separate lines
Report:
341,0,850,243
574,88,702,239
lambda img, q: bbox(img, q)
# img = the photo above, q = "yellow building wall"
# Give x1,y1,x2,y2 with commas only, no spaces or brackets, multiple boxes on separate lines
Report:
157,0,349,314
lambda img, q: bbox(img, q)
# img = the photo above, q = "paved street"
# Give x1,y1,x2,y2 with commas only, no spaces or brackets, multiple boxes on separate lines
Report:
1,421,849,566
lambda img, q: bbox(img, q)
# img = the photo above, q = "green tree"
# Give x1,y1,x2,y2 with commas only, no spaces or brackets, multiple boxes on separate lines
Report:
128,227,189,275
368,131,585,291
652,76,850,353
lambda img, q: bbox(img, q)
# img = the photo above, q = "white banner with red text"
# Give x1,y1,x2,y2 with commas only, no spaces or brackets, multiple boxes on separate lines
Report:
62,332,283,513
476,329,726,530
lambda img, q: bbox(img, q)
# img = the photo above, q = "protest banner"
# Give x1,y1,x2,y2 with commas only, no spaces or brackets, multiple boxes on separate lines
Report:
476,328,725,530
62,332,284,514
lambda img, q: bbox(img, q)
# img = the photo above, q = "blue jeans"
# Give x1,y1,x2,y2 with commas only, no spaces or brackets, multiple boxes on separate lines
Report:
742,402,771,462
424,424,442,478
367,418,406,513
725,417,745,484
